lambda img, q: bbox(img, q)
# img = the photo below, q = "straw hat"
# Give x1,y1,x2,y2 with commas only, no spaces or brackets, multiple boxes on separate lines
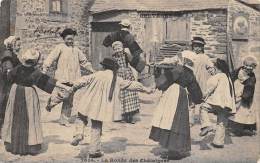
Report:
119,19,131,27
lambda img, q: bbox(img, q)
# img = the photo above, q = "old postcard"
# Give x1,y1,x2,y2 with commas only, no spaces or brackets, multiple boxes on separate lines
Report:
0,0,259,163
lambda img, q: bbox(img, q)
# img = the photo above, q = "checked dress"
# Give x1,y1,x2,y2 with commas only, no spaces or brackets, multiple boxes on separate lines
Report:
113,51,140,117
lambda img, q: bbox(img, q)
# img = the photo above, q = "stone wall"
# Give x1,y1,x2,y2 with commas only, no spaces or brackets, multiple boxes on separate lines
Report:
0,0,11,53
91,11,145,50
127,11,145,49
227,1,260,157
190,9,228,59
14,0,94,67
228,0,260,68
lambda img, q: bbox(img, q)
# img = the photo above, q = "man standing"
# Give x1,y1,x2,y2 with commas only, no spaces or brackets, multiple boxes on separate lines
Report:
191,37,212,96
189,37,214,136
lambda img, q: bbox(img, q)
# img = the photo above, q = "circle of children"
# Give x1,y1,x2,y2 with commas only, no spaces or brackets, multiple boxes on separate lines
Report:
0,19,258,160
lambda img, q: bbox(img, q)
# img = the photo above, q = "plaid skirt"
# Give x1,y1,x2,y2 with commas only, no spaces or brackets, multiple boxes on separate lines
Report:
114,53,140,114
118,68,140,113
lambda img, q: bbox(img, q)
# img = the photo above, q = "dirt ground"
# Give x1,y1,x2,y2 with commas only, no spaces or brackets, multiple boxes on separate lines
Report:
0,90,258,163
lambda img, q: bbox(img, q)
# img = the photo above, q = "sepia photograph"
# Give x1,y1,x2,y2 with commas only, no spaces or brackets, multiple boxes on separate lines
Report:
0,0,259,162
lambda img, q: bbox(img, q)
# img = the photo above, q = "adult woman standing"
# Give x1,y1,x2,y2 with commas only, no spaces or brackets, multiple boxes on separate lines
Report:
111,41,140,124
0,36,21,135
149,54,202,160
229,55,258,136
2,49,70,155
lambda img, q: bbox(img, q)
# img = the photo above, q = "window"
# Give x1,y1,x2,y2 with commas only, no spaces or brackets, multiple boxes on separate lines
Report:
51,0,61,12
49,0,68,14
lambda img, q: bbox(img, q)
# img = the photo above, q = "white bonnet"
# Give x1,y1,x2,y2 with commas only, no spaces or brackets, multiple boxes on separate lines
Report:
4,36,16,47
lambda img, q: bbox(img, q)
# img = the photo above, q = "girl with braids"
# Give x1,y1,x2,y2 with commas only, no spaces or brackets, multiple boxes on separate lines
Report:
47,57,152,158
199,58,236,148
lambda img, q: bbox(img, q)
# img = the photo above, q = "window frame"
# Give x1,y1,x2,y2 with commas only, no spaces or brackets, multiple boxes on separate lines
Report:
49,0,68,15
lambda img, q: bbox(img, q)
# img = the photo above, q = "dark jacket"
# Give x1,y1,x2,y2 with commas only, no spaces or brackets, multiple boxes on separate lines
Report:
103,30,144,72
155,64,203,104
231,67,256,107
0,49,21,125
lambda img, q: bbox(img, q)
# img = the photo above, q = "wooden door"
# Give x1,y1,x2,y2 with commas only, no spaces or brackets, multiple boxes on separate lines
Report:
144,14,190,63
91,22,120,70
144,17,166,63
166,15,190,41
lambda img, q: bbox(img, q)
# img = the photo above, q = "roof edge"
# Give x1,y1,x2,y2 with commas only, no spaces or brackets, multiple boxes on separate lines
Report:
90,7,228,15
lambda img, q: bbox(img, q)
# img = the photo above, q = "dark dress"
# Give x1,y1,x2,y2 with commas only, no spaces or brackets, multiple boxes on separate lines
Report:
0,50,21,129
149,64,202,155
2,65,57,155
103,30,145,72
231,67,256,108
229,67,256,132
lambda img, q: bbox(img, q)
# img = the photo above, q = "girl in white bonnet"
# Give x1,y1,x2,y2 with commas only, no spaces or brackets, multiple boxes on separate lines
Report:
1,48,70,155
229,55,258,136
0,36,21,137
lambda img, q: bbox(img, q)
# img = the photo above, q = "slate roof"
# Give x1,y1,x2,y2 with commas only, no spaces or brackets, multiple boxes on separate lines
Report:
90,0,229,14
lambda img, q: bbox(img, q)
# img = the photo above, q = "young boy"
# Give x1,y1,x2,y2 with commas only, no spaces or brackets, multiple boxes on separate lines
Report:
43,28,94,126
47,57,153,158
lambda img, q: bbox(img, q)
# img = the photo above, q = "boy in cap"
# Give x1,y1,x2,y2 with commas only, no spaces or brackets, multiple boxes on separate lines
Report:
43,28,94,127
47,57,153,158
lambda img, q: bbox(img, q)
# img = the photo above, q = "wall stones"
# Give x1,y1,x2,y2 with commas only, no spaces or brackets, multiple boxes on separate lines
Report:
191,10,228,60
14,0,94,67
0,0,11,53
228,0,260,68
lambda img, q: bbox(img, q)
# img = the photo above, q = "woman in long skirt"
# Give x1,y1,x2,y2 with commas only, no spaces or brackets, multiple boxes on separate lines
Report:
2,49,70,155
149,54,202,160
0,36,21,134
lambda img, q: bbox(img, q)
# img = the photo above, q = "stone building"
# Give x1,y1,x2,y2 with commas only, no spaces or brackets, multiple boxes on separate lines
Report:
0,0,259,69
0,0,259,160
90,0,260,69
0,0,94,66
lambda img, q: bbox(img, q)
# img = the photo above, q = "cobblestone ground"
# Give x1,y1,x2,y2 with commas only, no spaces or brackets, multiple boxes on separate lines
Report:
0,90,258,163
